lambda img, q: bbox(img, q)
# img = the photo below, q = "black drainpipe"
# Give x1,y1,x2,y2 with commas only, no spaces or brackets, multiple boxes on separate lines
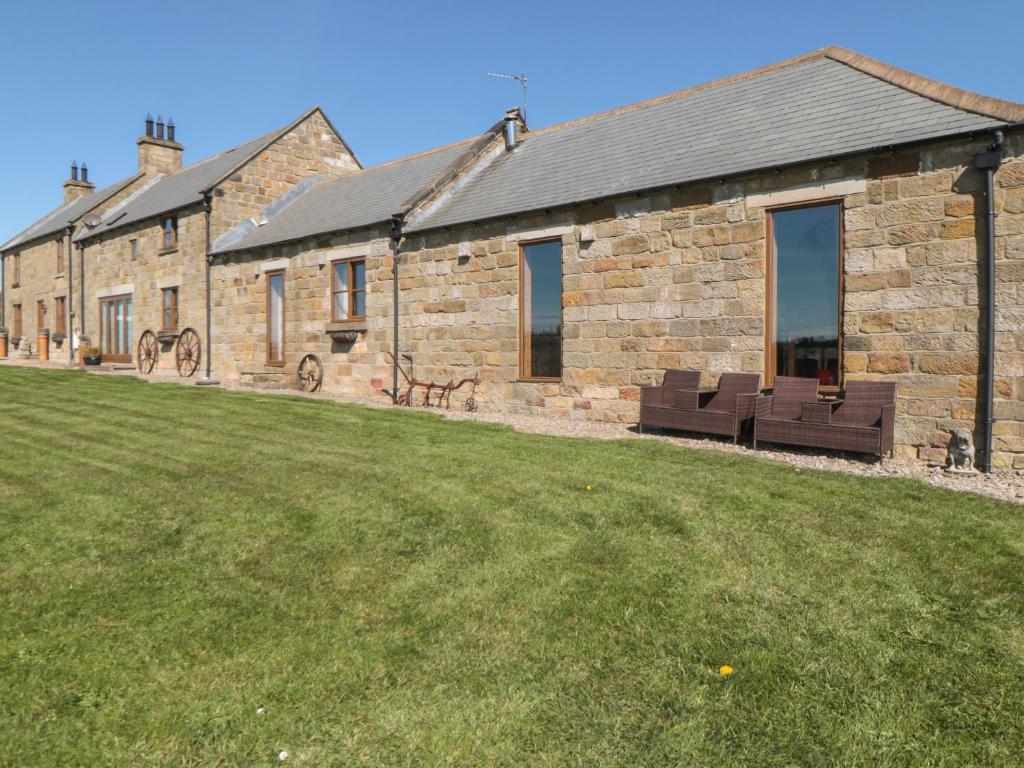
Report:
390,214,404,404
198,193,217,384
77,242,86,348
973,130,1005,473
65,225,74,365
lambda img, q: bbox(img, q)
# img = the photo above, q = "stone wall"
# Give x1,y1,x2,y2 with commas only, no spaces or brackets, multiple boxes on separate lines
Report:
210,227,393,394
2,176,147,359
209,110,359,242
80,204,207,371
287,132,1021,467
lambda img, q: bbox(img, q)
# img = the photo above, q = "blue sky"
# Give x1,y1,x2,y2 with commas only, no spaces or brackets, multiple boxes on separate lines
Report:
1,0,1021,242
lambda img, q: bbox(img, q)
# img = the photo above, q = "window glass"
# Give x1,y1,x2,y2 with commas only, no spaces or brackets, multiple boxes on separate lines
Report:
268,272,284,362
351,261,365,318
332,261,349,320
163,287,178,329
771,203,841,386
520,241,562,379
55,297,66,334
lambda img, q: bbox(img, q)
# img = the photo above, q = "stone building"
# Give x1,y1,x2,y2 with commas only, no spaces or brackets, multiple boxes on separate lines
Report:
3,47,1023,469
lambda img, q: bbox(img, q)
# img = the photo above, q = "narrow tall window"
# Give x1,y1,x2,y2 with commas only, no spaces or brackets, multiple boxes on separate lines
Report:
162,216,178,249
37,300,46,331
519,240,563,381
266,270,285,364
12,304,22,337
130,239,139,260
768,202,842,387
55,296,66,334
162,287,178,329
331,258,366,321
12,253,20,286
56,237,64,272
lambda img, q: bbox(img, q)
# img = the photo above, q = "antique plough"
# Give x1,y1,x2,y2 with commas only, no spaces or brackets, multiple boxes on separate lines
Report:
386,352,479,411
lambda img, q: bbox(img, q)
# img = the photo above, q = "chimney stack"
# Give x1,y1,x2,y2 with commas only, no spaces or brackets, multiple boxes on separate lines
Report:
137,112,183,176
63,159,95,203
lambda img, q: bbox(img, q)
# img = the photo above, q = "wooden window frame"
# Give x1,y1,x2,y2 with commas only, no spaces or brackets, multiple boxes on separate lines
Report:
764,198,845,392
98,293,133,363
330,257,366,322
162,287,179,331
12,304,22,338
517,237,564,383
36,299,46,332
55,296,66,335
266,269,286,366
161,216,178,251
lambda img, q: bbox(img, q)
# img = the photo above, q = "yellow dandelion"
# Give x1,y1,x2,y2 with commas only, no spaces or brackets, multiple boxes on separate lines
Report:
719,665,734,677
585,484,593,492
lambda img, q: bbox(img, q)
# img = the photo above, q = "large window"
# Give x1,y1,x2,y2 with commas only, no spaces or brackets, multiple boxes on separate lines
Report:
266,270,285,364
12,304,21,337
331,258,365,321
519,240,562,381
162,287,178,330
99,294,133,362
768,202,842,387
55,296,66,335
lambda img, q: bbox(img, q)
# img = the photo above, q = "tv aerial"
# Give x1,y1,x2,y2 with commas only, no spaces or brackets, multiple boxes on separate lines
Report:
486,71,528,122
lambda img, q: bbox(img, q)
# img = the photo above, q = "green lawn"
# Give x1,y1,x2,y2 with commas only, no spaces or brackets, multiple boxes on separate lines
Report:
1,367,1022,767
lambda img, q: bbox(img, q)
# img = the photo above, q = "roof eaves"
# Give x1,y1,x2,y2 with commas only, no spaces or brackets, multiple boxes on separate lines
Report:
820,46,1024,123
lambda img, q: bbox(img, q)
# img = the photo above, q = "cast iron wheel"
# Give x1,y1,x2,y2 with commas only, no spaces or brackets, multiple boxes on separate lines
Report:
175,327,201,378
137,330,158,375
297,354,323,393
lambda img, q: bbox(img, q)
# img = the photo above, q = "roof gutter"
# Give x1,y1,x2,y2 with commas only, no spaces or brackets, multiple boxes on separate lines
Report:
973,129,1006,473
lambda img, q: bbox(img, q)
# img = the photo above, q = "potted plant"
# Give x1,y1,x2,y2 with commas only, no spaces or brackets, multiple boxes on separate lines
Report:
80,344,101,366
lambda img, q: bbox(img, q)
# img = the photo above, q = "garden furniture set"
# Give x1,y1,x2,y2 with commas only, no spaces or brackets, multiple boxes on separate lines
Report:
639,369,897,460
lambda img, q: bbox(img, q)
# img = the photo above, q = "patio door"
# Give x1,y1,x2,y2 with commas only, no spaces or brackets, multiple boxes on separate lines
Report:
99,294,133,362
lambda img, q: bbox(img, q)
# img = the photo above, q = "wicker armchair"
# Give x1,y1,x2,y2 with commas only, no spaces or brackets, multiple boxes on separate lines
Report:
640,372,761,442
754,378,897,460
640,369,702,411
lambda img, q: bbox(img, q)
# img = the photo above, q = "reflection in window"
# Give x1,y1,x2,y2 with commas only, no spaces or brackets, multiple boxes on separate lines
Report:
771,203,841,386
267,271,284,363
520,240,562,380
331,259,366,321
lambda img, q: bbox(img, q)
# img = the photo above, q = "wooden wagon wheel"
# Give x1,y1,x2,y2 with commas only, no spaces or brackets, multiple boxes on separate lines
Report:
137,330,158,375
297,354,323,393
175,327,201,378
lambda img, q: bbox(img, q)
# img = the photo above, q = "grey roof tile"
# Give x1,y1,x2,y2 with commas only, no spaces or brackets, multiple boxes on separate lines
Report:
213,139,474,254
76,132,275,242
1,175,140,252
407,56,1009,232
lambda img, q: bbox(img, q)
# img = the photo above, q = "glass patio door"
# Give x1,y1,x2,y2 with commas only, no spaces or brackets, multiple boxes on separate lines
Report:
99,294,133,362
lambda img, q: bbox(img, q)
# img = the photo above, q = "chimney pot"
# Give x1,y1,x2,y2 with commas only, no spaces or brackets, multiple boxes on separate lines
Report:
70,161,78,181
81,162,88,183
503,109,520,152
155,115,165,140
167,118,175,143
145,113,154,138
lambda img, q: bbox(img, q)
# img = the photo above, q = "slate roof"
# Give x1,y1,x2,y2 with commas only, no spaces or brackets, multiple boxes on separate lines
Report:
405,48,1020,232
211,138,477,254
75,132,277,243
0,175,140,252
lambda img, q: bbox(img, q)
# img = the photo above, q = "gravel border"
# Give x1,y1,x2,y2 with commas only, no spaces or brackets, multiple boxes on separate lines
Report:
5,359,1022,504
